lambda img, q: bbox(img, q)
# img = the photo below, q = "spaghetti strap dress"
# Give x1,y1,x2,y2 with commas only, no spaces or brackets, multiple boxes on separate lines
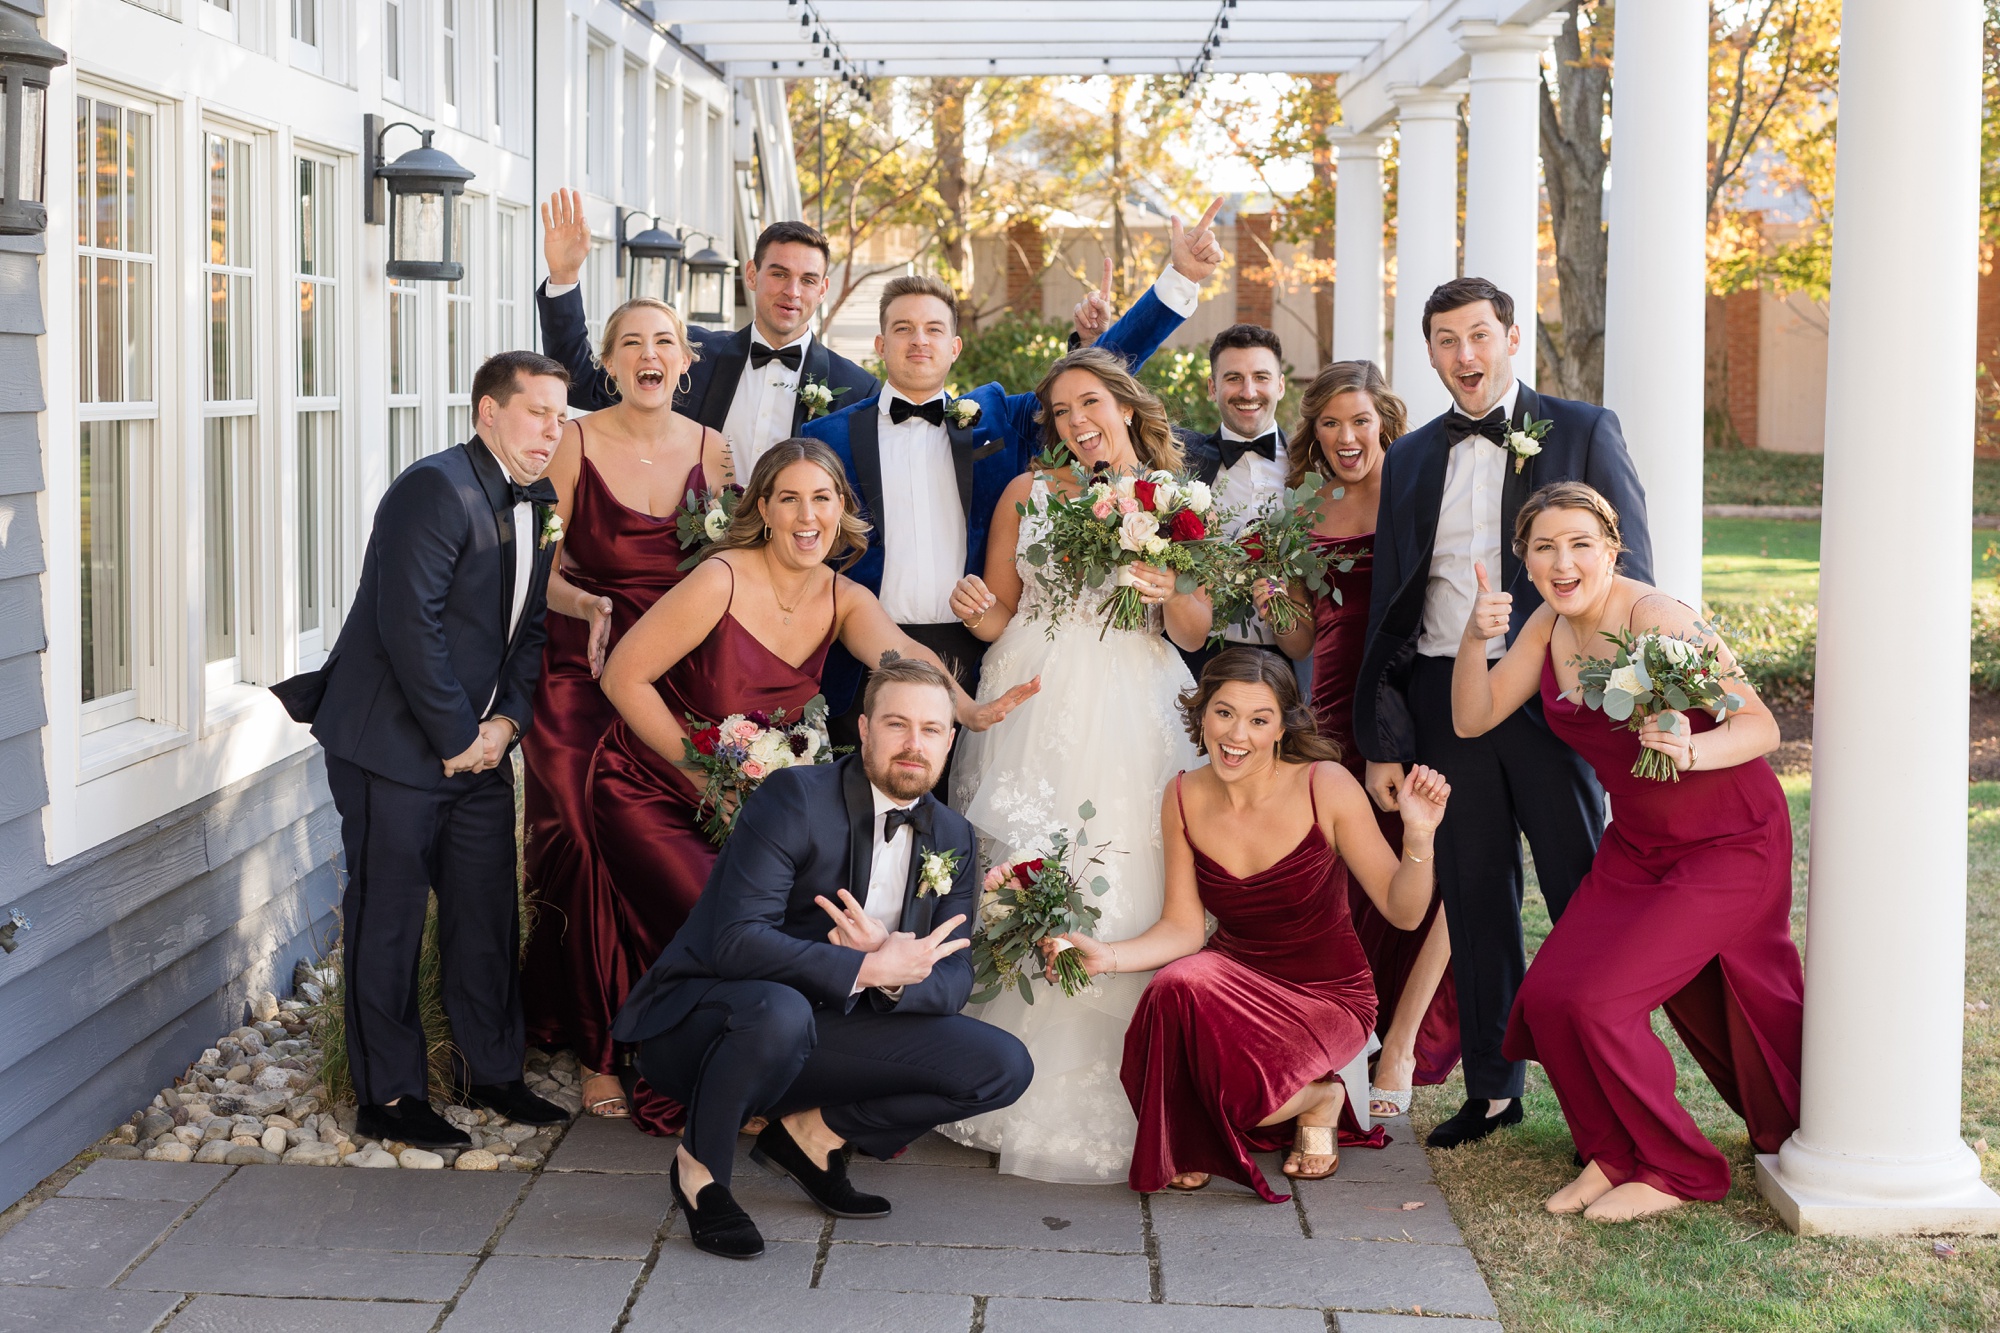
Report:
1120,766,1381,1203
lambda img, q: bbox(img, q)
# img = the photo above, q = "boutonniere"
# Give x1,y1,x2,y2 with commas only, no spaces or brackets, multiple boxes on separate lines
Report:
919,848,961,898
946,397,982,431
1505,418,1552,474
538,507,564,550
798,375,849,420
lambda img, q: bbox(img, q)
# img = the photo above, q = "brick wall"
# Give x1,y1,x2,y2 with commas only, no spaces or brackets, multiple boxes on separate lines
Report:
1721,285,1761,449
1003,218,1045,314
1236,213,1274,328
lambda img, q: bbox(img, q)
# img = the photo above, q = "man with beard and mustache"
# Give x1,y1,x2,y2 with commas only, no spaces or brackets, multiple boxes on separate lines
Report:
610,654,1031,1261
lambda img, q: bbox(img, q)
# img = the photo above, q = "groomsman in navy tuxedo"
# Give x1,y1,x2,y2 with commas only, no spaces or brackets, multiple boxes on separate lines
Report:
535,189,877,470
270,352,576,1149
1174,322,1296,680
1354,277,1653,1150
801,199,1226,794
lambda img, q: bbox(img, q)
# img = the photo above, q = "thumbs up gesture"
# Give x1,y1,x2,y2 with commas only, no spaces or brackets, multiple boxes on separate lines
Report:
1464,561,1513,642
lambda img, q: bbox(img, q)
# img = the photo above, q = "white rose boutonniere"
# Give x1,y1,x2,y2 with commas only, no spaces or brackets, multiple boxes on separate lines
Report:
1183,480,1213,515
539,508,564,550
919,848,960,898
947,397,982,430
1505,417,1553,474
798,374,849,421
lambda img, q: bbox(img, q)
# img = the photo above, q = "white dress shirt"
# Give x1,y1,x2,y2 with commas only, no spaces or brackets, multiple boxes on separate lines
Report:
1212,425,1289,646
722,326,813,473
1417,380,1519,660
848,784,920,998
485,445,534,716
876,387,970,625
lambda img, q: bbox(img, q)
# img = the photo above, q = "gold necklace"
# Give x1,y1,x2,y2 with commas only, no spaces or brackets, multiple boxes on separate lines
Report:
770,566,814,626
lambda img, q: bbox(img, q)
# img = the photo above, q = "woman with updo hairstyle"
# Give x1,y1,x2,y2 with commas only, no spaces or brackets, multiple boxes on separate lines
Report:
580,439,1038,1134
1048,648,1451,1201
521,282,735,1123
1258,359,1460,1121
1452,480,1802,1224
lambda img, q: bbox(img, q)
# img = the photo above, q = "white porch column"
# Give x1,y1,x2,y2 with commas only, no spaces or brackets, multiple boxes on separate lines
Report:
1601,0,1708,607
1456,18,1563,391
1387,84,1465,425
1330,128,1390,368
1755,0,2000,1237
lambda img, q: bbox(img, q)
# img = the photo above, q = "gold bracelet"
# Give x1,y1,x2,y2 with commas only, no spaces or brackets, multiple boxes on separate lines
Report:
1686,738,1699,772
1107,944,1120,976
962,606,989,630
1405,848,1432,864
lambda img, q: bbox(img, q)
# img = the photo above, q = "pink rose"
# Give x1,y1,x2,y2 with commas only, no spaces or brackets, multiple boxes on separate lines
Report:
740,760,767,780
1116,497,1139,515
728,719,760,745
1091,496,1115,520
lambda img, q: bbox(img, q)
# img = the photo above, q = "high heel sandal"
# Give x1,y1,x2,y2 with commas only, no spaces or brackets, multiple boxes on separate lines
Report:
582,1072,629,1118
1282,1124,1340,1181
1368,1085,1413,1118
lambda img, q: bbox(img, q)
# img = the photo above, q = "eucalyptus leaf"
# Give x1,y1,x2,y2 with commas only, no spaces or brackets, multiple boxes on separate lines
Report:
1026,543,1048,567
1078,800,1096,821
1603,687,1636,721
1664,684,1690,712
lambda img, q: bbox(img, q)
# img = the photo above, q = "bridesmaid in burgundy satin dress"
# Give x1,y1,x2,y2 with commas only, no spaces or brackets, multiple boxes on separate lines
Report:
520,296,732,1119
594,438,1041,1135
1267,362,1459,1119
1051,650,1451,1202
1452,482,1802,1223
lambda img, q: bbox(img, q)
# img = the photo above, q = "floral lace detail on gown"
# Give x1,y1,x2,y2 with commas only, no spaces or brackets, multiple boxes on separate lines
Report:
943,477,1198,1183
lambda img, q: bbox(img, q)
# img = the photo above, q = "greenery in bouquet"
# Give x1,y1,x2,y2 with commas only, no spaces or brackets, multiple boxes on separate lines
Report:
1210,471,1352,638
971,802,1116,1003
681,696,836,842
1569,628,1747,781
1018,452,1241,638
674,483,744,570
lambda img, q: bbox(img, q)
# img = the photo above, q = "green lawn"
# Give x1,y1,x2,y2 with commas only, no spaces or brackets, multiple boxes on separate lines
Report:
1702,516,1998,598
1704,448,2000,516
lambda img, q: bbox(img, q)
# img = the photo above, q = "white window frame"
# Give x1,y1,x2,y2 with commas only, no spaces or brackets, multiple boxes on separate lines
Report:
439,0,463,125
654,75,681,223
387,272,429,476
622,57,647,201
199,0,240,42
585,37,610,194
444,193,482,446
495,201,527,351
489,0,526,151
383,0,413,107
293,151,342,666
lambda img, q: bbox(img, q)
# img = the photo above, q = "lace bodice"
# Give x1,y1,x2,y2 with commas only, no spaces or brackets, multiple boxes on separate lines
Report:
1015,475,1163,635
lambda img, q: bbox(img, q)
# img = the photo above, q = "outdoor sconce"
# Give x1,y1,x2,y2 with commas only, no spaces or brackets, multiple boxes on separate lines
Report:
364,114,474,282
0,10,66,236
616,207,685,303
684,239,739,327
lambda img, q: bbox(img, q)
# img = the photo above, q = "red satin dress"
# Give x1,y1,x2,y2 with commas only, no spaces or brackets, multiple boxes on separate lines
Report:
1122,768,1384,1203
1507,650,1804,1201
521,437,704,1071
1308,533,1461,1085
584,562,838,1133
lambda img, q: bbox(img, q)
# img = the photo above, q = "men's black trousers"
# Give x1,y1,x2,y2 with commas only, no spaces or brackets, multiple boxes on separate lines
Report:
325,753,526,1105
1408,654,1604,1100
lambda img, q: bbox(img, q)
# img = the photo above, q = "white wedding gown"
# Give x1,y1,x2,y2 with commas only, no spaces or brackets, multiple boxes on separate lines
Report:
942,477,1198,1184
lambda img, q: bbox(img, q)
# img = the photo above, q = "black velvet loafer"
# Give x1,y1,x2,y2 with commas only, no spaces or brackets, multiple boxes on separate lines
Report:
671,1160,765,1261
750,1119,891,1219
355,1099,471,1150
1425,1096,1525,1149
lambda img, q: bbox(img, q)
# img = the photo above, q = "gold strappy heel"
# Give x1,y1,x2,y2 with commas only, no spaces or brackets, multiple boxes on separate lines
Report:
1283,1124,1340,1180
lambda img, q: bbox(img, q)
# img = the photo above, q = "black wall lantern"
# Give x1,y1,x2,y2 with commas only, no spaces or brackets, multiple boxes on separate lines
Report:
615,207,684,303
684,239,738,327
364,114,474,282
0,10,67,237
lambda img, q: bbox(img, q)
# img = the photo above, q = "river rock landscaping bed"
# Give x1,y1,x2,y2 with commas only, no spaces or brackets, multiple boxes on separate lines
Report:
95,972,584,1172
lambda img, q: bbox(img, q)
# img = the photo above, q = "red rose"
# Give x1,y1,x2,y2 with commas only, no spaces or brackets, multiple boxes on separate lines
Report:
692,727,721,756
1240,532,1266,562
1012,858,1046,884
1133,479,1157,511
1169,509,1207,542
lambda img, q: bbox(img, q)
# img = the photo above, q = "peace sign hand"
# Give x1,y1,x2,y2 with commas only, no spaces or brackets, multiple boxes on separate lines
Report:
1170,197,1227,284
1463,561,1513,642
1072,258,1116,342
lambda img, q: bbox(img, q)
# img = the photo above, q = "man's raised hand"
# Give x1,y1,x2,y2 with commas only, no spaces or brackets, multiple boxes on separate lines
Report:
1170,197,1226,284
856,915,972,990
1072,258,1115,341
540,188,591,287
816,888,890,953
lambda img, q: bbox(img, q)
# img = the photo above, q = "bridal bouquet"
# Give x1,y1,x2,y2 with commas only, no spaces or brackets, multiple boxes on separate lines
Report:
970,803,1114,1003
1210,472,1350,637
674,483,744,570
1570,629,1746,781
681,697,835,841
1020,462,1239,638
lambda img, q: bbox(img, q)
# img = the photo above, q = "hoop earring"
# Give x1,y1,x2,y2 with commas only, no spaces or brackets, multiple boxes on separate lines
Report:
605,375,618,397
762,525,773,542
679,370,693,394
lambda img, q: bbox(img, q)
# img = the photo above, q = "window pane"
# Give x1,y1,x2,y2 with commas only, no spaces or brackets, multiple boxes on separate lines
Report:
297,411,328,633
208,272,230,399
75,98,87,248
207,134,227,264
230,274,253,400
96,257,121,403
125,260,151,401
389,406,420,475
442,0,458,107
385,0,400,79
80,422,132,703
388,282,416,395
204,418,237,663
448,404,472,447
94,103,119,251
125,110,150,253
293,0,316,45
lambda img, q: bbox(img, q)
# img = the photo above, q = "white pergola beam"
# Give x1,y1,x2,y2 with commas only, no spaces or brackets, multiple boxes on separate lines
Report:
726,57,1369,77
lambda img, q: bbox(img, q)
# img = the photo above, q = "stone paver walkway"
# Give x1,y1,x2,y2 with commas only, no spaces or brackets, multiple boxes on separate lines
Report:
0,1112,1500,1332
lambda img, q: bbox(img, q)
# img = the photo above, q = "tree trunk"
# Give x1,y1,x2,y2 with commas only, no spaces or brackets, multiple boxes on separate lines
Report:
1312,144,1335,363
933,79,975,324
1538,4,1611,402
1110,78,1129,301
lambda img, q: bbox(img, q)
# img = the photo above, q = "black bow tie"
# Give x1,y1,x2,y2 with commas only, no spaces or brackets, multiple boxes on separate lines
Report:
883,802,932,843
1218,432,1280,469
507,476,559,508
749,341,804,372
889,396,947,428
1442,408,1511,447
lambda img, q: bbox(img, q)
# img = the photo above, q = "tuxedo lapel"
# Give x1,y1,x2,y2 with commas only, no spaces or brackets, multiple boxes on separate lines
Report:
946,416,978,522
701,327,753,428
840,757,875,903
850,405,888,535
1499,384,1542,591
792,338,833,433
901,808,939,937
465,440,515,635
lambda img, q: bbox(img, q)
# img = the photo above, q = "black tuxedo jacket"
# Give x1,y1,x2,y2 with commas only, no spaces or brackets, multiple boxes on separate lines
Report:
270,439,555,790
1353,383,1653,765
612,755,978,1045
535,281,880,430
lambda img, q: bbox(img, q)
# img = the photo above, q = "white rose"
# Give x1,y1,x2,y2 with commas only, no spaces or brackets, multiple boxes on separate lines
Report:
1606,663,1644,696
1508,430,1543,458
1118,510,1160,553
1142,534,1170,557
1183,480,1213,515
748,730,794,772
1150,480,1180,514
1088,480,1112,501
1659,637,1696,666
1114,475,1138,502
703,509,729,541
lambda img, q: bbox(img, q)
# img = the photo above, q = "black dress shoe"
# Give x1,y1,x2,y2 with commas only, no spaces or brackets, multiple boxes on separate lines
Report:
671,1161,765,1260
355,1099,471,1149
467,1080,569,1126
1425,1097,1525,1149
750,1119,891,1219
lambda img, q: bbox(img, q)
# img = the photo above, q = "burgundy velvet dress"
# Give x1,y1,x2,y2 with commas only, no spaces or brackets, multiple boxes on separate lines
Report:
1122,769,1383,1203
583,563,838,1133
1506,650,1804,1201
521,442,704,1071
1308,533,1461,1086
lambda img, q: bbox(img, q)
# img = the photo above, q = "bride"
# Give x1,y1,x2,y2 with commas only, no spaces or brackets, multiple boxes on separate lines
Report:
939,346,1211,1183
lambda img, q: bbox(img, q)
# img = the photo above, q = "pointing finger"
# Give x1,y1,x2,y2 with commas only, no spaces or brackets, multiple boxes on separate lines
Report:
1196,195,1224,232
925,914,969,945
933,937,973,958
1169,213,1185,252
1100,257,1113,300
